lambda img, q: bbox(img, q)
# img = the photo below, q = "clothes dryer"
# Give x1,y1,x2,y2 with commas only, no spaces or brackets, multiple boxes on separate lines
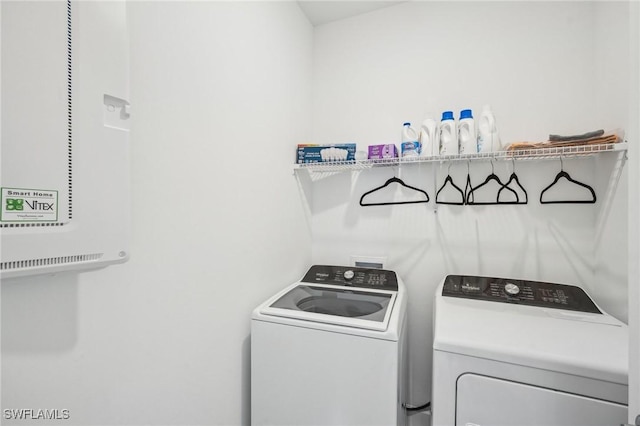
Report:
251,265,408,426
432,274,628,426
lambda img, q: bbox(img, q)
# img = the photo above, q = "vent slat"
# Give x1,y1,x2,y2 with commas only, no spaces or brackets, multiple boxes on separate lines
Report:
0,253,103,270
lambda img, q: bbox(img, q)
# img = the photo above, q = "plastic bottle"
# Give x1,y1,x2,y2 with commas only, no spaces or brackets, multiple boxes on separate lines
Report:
439,111,458,155
477,105,501,153
419,117,438,157
458,109,476,155
401,122,420,157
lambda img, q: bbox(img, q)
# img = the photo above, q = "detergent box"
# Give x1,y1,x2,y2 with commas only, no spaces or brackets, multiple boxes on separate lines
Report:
368,144,398,159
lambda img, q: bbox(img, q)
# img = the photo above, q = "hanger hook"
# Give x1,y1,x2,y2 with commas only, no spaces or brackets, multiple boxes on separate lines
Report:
560,155,564,171
467,160,471,174
511,157,516,173
447,162,453,175
490,159,495,174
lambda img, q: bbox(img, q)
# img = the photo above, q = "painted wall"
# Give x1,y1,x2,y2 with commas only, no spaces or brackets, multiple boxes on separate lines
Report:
626,1,640,421
309,1,631,420
1,2,312,425
593,0,631,325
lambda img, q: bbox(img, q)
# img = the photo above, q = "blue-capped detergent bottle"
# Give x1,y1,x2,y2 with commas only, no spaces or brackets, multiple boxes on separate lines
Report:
439,111,458,155
458,109,476,155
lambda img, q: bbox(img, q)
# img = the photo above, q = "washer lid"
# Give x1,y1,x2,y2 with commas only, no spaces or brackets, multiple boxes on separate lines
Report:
260,283,397,332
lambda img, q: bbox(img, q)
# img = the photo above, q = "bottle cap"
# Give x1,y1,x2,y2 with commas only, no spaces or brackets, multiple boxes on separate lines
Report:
441,111,454,121
460,109,473,119
403,122,411,126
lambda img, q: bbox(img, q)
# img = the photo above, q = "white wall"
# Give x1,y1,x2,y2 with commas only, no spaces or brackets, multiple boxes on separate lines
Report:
309,1,630,419
627,1,640,421
312,1,600,144
593,0,631,323
1,2,312,425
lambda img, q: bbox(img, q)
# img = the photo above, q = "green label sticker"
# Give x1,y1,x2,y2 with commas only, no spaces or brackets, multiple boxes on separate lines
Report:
1,188,58,222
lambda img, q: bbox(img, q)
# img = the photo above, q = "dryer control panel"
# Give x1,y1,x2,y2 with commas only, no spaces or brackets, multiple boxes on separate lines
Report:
442,275,601,313
302,265,398,291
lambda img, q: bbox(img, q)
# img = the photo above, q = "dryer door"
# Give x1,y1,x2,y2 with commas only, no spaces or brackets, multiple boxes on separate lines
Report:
456,374,627,426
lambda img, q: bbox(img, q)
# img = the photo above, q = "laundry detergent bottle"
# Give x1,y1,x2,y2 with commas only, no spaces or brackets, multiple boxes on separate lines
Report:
458,109,476,155
439,111,458,155
401,122,420,157
477,105,501,153
419,116,438,157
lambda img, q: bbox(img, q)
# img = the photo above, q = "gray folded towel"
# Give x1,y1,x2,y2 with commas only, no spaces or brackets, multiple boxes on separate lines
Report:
549,129,605,142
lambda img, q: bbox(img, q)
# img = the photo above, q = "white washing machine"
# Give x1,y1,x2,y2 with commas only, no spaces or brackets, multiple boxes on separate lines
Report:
251,265,408,426
432,274,628,426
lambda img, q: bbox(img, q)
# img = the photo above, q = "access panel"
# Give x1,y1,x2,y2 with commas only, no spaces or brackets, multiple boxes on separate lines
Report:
1,1,130,278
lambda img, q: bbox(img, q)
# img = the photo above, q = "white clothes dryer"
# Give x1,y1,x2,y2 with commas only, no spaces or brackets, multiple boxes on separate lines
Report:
432,274,628,426
251,265,408,426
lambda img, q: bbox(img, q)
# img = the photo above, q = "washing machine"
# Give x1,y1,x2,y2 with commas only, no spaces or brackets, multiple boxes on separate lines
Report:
251,264,408,426
431,274,628,426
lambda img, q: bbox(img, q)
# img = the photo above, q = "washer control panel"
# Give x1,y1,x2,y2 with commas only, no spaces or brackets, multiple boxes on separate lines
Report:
442,275,601,313
302,265,398,290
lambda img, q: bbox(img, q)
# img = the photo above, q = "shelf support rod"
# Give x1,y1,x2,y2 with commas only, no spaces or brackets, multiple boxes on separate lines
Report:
433,162,438,213
595,149,628,248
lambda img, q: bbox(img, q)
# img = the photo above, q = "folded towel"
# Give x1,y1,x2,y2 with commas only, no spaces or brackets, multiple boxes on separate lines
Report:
549,129,605,142
506,130,623,152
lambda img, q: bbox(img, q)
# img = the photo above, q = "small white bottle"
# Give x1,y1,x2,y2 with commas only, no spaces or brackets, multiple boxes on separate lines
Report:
439,111,458,155
458,109,476,155
401,122,420,157
477,105,501,153
419,117,438,157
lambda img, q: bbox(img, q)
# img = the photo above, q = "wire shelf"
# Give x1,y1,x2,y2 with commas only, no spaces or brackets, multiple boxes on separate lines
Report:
293,142,628,173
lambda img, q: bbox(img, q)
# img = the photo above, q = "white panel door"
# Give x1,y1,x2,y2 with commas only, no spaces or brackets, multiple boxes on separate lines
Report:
457,374,627,426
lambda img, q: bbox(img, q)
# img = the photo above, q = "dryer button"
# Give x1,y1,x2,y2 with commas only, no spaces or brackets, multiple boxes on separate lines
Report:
344,270,355,281
504,283,520,296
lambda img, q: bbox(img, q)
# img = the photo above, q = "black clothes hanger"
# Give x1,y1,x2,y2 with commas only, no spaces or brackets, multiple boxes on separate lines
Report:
540,157,596,204
464,161,473,205
436,164,465,205
359,176,430,206
497,159,528,205
466,161,519,205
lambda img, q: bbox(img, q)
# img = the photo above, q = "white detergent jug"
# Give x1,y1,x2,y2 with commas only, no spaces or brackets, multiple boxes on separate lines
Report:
439,111,458,155
477,105,501,153
419,117,438,157
401,122,420,157
458,109,476,155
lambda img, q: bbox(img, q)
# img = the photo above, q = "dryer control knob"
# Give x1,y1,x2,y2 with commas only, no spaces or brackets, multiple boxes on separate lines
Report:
344,270,355,281
504,282,520,296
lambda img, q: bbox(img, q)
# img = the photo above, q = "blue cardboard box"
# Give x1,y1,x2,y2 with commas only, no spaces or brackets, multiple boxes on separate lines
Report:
297,144,357,164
